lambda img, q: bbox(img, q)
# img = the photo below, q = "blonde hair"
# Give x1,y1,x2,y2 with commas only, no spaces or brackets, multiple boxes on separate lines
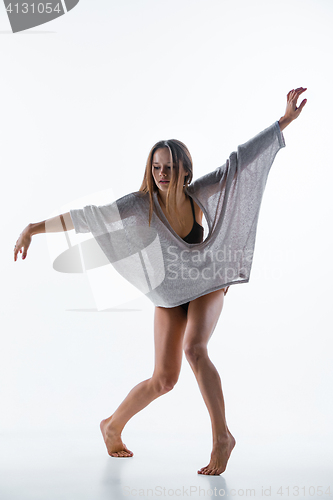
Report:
139,139,193,227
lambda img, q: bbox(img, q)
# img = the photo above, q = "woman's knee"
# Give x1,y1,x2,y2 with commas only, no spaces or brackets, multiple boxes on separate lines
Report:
184,342,208,365
151,372,179,394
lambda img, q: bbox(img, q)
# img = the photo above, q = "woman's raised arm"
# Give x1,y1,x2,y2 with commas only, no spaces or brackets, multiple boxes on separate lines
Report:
14,212,74,262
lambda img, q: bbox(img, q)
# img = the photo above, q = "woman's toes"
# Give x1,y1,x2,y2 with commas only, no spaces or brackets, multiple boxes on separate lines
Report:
123,444,133,454
120,450,132,457
109,449,133,457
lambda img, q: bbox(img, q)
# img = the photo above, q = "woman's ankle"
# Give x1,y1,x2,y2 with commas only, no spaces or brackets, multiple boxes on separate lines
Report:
104,414,123,435
213,429,230,444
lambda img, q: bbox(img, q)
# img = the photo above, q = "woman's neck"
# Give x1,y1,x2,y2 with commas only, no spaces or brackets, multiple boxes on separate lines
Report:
157,188,188,209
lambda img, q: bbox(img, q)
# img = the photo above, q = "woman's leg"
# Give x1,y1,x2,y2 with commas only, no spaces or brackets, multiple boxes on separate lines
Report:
100,305,188,457
183,288,236,475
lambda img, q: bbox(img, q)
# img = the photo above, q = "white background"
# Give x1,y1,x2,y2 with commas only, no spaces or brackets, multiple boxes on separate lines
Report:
1,0,332,498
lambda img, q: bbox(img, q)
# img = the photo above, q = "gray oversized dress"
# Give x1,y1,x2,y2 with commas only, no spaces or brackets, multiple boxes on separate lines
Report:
70,121,285,307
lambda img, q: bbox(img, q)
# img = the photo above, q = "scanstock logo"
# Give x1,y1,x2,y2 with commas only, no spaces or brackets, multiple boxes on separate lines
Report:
3,0,80,33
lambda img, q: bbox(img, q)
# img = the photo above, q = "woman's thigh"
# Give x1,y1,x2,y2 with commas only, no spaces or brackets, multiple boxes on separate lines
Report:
153,305,188,380
184,288,225,349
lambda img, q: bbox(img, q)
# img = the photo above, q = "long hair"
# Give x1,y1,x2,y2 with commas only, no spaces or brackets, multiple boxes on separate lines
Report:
139,139,193,227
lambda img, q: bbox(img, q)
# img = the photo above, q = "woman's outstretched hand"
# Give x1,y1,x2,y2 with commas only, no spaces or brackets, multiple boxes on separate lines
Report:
14,226,32,262
279,87,307,130
284,87,307,121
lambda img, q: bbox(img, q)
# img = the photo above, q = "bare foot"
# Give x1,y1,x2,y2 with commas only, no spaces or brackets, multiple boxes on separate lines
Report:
197,431,236,475
100,415,133,457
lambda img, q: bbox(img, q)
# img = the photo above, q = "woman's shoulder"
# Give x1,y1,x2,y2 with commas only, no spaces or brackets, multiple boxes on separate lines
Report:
113,191,149,218
116,190,148,204
132,190,149,199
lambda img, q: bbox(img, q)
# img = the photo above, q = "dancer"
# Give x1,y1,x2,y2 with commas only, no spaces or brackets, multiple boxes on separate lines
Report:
14,88,307,475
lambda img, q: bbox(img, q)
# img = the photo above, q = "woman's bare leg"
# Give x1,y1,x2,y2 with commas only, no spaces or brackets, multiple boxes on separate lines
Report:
183,288,236,475
100,305,187,457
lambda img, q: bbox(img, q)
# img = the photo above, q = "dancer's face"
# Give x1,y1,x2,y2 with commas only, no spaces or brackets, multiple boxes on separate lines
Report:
152,147,187,192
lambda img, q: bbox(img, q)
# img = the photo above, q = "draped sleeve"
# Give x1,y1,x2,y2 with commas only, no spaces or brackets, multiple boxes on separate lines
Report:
186,121,285,235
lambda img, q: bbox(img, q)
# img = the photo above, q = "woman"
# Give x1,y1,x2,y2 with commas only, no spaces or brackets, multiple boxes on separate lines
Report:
14,88,307,475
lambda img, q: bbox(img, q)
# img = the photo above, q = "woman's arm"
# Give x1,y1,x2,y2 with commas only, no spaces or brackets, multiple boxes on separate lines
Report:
14,212,74,262
278,87,307,131
29,212,74,235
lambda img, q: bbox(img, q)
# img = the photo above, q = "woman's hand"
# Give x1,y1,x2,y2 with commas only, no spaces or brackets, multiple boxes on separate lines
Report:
14,225,32,262
279,87,307,130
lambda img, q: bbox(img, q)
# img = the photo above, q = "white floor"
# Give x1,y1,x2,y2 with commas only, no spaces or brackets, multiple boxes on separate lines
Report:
0,430,332,500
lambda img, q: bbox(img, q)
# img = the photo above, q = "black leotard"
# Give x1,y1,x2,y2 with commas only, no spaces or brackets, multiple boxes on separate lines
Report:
179,197,204,312
182,197,204,245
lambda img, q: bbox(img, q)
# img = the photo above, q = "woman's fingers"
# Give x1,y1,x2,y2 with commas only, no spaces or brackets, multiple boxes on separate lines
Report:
298,98,307,108
288,87,306,100
14,231,31,261
14,247,27,261
14,247,20,261
14,244,23,261
292,88,306,100
284,87,307,121
14,242,19,261
293,88,307,100
294,89,307,114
